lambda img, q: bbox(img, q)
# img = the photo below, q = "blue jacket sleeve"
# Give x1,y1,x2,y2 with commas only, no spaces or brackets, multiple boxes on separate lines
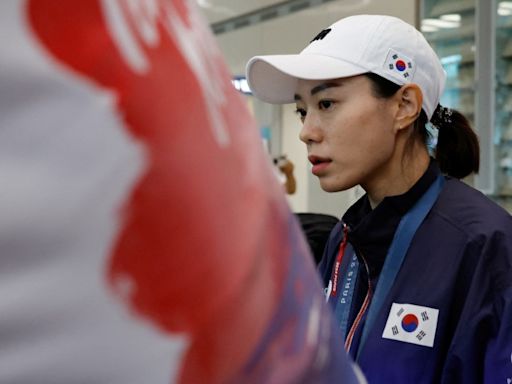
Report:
442,228,512,383
484,287,512,383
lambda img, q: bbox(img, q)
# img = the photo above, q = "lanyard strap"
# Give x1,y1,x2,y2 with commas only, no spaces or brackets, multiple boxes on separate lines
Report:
327,225,359,338
356,173,445,359
332,246,359,338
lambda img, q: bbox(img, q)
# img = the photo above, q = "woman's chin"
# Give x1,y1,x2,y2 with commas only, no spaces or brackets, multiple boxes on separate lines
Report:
319,179,353,193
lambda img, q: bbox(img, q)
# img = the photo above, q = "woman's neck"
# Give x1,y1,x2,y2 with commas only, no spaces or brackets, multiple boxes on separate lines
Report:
366,145,431,209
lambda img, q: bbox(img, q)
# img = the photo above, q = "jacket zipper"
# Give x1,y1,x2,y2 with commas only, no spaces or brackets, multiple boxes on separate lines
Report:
344,248,372,353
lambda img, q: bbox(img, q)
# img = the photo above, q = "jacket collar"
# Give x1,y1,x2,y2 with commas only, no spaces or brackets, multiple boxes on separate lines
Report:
342,159,440,280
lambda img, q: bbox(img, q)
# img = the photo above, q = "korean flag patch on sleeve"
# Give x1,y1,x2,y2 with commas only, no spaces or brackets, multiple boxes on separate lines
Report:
382,303,439,347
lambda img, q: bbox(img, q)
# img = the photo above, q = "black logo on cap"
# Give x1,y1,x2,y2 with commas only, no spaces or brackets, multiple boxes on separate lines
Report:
310,28,331,43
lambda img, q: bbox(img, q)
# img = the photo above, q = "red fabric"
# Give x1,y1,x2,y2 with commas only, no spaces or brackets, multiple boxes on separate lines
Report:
28,1,289,382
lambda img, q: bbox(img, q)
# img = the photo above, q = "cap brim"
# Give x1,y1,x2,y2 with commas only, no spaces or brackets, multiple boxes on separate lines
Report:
246,54,368,104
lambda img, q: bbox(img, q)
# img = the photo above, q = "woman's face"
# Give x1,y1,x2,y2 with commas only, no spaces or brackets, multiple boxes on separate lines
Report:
295,75,399,193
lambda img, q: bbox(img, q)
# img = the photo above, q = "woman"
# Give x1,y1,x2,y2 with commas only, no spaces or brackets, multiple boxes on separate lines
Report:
246,14,512,383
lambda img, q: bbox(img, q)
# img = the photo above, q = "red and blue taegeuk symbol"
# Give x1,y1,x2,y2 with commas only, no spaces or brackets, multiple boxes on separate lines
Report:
395,59,407,72
401,313,419,332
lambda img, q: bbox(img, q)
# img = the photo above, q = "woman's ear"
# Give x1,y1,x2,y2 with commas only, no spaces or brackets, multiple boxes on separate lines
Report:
395,84,423,131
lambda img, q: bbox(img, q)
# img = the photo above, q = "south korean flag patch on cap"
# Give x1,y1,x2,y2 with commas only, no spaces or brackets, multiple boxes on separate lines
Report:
384,49,415,81
382,303,439,347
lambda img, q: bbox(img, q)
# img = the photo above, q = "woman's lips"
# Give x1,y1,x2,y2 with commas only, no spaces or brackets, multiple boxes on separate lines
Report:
308,155,332,175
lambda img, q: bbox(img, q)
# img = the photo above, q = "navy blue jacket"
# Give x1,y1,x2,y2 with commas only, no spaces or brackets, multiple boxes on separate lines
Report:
319,162,512,383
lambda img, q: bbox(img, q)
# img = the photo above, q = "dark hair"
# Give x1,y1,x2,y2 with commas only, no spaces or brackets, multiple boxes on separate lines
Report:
364,73,479,179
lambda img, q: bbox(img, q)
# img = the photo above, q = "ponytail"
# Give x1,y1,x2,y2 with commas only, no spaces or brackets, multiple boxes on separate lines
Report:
430,104,480,179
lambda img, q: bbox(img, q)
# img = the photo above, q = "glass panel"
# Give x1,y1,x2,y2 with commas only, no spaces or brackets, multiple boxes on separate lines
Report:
422,0,476,120
421,0,477,185
495,1,512,209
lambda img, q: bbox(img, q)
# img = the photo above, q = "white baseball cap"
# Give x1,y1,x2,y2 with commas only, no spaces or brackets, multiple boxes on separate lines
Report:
246,14,446,119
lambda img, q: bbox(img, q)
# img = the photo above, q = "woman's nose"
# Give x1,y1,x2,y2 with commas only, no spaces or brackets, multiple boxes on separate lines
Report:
299,114,322,144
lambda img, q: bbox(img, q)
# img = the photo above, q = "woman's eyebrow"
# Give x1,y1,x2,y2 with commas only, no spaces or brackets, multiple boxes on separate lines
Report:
310,82,341,96
294,82,341,101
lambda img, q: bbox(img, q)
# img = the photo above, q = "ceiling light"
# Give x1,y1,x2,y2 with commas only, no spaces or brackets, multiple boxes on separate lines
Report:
440,54,462,65
440,14,461,22
422,18,460,29
498,7,512,15
421,24,439,32
196,0,212,8
232,78,252,95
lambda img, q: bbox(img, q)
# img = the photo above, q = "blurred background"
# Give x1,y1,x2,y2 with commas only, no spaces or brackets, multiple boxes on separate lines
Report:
196,0,512,216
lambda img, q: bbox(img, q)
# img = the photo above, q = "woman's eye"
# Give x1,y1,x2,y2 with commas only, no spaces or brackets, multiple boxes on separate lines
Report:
319,100,333,110
295,108,307,119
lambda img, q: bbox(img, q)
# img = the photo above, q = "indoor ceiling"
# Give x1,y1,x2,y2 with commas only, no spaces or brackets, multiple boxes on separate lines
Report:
196,0,287,23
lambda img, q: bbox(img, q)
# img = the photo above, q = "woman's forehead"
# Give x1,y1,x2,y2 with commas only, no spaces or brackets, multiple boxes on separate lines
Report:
294,75,368,100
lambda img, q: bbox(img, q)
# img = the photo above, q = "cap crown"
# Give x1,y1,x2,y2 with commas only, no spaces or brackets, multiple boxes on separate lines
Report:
302,15,446,118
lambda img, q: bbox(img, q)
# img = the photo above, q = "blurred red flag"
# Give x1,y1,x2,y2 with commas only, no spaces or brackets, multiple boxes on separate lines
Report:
0,0,363,383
